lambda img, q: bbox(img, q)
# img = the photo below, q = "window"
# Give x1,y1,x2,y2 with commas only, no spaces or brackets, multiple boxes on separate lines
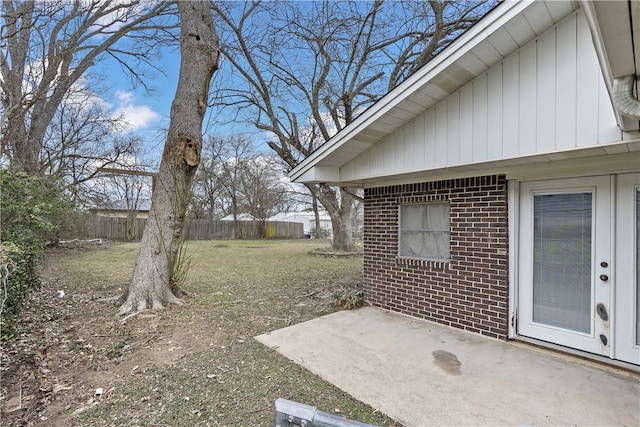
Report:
532,192,592,333
399,202,450,261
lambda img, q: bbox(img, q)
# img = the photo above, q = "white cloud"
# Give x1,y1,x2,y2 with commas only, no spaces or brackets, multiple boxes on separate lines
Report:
85,0,146,36
112,90,160,132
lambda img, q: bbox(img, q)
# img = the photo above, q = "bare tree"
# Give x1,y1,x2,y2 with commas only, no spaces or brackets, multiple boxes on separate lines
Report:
238,155,289,237
119,1,219,315
208,0,492,251
0,0,176,175
216,134,254,235
190,134,292,235
92,164,152,242
190,135,225,220
41,86,145,205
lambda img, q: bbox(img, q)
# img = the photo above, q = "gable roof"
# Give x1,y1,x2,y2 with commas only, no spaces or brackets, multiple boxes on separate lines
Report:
290,0,638,185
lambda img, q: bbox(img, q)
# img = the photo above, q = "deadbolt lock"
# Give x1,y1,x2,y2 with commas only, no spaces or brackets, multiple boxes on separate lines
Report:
596,303,609,321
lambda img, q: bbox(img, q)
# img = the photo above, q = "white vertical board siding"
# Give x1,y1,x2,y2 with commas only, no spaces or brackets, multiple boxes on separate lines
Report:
447,92,461,165
555,13,577,150
519,42,537,152
413,114,426,168
424,108,437,169
576,12,600,147
535,28,556,154
472,74,488,161
486,66,503,159
435,103,448,166
459,84,474,164
340,10,621,183
382,131,397,173
502,54,520,158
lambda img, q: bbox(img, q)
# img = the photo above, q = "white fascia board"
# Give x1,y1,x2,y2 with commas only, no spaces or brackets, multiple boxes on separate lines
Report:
289,0,536,183
293,166,340,184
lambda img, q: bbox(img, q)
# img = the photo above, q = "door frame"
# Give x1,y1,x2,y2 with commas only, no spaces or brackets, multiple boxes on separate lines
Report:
514,176,613,356
509,173,640,365
613,173,640,364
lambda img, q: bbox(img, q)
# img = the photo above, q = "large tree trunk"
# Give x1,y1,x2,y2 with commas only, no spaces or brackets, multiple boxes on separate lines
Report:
315,184,356,252
312,194,321,239
334,188,356,251
119,2,219,315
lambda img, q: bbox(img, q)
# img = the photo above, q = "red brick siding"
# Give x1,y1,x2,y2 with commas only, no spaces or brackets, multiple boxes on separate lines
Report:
363,175,509,339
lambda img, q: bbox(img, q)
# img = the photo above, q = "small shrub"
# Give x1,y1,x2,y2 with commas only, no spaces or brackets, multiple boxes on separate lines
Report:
170,240,192,293
0,242,41,338
0,169,79,338
325,287,364,310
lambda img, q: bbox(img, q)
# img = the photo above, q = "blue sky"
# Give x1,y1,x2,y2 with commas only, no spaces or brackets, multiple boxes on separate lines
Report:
100,46,258,163
100,50,178,160
96,0,497,165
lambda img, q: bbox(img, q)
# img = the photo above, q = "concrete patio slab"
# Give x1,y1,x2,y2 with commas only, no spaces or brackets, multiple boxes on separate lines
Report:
255,306,640,426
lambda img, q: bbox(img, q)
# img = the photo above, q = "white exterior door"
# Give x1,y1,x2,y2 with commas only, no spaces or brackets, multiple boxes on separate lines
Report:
518,176,612,357
614,173,640,365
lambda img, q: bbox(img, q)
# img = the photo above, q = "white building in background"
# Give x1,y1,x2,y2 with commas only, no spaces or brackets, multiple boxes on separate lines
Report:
269,211,333,238
89,198,152,219
220,213,256,221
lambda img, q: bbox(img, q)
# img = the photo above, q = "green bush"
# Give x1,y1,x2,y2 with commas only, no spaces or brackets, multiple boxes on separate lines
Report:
0,242,41,338
0,169,77,337
1,169,76,248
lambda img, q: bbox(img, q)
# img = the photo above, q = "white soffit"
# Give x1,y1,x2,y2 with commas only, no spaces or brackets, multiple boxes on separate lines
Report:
290,0,577,183
590,1,636,78
358,140,640,188
582,0,639,131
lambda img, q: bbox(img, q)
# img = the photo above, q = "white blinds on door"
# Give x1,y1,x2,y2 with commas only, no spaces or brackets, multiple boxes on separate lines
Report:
533,193,592,333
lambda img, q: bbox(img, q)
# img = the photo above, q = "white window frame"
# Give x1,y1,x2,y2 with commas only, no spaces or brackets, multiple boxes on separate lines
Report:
398,202,451,261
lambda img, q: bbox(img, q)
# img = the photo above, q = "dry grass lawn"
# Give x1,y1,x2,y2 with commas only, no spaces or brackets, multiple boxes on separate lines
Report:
1,240,400,426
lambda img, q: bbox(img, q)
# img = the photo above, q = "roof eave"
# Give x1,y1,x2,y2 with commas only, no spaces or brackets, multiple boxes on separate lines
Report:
289,0,537,183
580,0,639,132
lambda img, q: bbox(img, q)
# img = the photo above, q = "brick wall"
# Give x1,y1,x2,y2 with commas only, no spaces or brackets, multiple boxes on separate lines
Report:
363,175,509,339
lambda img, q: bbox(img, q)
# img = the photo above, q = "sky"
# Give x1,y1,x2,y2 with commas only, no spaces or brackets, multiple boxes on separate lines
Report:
43,0,496,168
103,57,270,166
100,45,256,164
101,52,178,161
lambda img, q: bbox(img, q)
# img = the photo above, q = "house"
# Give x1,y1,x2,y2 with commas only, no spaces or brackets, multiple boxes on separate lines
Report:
269,211,333,237
89,199,151,219
290,1,640,368
220,213,256,221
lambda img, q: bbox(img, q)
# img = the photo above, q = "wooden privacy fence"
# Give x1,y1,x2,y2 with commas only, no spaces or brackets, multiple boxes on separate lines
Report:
87,217,303,242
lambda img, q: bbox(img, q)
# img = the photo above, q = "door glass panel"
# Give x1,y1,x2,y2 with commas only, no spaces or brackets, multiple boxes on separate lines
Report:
533,193,592,333
636,189,640,345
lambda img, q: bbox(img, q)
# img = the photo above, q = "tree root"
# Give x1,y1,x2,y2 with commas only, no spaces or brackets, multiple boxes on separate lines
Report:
120,311,143,324
118,293,184,319
97,295,123,304
173,288,193,298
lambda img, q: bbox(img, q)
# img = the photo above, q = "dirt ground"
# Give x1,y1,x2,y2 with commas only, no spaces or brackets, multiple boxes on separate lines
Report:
2,246,214,425
1,241,397,427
